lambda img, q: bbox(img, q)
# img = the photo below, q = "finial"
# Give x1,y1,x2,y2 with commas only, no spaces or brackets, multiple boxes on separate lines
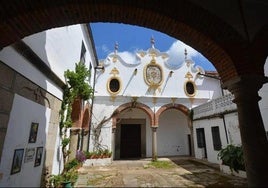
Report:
184,48,188,60
151,36,155,48
114,41,119,54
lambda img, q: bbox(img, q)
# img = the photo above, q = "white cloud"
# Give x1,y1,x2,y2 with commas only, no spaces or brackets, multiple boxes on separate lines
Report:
166,40,199,68
118,51,138,65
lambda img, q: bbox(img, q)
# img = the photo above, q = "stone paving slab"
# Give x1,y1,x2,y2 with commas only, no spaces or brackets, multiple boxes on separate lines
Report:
75,157,248,187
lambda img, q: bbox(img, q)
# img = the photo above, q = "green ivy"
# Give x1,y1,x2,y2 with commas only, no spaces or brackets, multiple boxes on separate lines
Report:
59,61,93,166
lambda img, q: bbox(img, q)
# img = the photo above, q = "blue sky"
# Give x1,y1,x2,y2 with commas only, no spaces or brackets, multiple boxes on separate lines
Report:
89,23,216,71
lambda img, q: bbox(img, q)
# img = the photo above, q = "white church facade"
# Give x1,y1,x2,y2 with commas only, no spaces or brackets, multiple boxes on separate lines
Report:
89,39,224,160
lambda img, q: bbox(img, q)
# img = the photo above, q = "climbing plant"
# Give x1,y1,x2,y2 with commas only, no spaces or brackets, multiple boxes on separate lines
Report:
91,110,119,152
59,61,93,166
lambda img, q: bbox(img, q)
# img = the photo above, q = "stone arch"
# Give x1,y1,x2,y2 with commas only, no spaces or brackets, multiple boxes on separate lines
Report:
82,108,90,130
71,97,82,128
1,1,267,84
112,102,154,128
155,103,190,126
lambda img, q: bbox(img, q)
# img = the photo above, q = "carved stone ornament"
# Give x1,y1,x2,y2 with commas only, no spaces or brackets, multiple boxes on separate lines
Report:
70,128,81,135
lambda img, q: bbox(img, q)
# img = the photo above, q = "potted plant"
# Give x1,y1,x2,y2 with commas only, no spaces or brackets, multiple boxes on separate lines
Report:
49,155,84,187
61,168,78,187
217,144,245,175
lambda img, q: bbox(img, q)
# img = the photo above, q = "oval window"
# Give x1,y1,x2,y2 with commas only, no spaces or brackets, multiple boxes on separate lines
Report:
185,81,195,96
109,78,120,93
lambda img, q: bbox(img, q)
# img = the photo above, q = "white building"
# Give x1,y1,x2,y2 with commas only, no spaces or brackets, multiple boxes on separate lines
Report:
89,39,223,160
192,58,268,165
0,24,97,187
0,22,266,187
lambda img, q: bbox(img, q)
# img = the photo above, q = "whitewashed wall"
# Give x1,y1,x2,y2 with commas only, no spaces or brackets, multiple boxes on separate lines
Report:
259,57,268,132
0,24,96,100
192,112,243,164
23,24,96,84
158,109,190,156
0,24,97,186
89,99,121,152
94,49,222,100
224,112,241,145
0,94,51,187
0,47,63,99
193,117,228,164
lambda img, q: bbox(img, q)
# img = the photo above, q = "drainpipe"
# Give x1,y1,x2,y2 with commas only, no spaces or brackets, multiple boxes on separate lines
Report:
220,82,229,144
85,24,105,152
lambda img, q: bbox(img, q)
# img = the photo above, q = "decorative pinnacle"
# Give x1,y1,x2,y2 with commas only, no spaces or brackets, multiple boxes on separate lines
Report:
151,36,155,48
184,48,188,60
114,41,119,54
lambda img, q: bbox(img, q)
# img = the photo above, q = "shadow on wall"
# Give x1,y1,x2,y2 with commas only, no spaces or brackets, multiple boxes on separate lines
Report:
0,31,60,187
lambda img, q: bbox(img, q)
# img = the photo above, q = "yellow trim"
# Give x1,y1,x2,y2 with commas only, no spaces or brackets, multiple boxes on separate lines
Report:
184,80,197,98
106,76,122,96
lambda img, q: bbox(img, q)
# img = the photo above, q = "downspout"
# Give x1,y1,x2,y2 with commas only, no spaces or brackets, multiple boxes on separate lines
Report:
85,24,102,152
220,82,229,144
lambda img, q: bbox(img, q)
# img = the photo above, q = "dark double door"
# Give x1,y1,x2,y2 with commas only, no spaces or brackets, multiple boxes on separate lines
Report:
120,124,141,159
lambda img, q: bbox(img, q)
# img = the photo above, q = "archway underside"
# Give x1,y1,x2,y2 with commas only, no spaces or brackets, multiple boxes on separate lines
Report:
0,1,267,86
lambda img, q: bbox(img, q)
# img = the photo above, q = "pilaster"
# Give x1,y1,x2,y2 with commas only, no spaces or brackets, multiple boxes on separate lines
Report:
151,126,158,161
69,128,81,161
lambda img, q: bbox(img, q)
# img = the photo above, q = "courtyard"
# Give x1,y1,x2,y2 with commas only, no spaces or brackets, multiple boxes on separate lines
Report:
75,156,247,187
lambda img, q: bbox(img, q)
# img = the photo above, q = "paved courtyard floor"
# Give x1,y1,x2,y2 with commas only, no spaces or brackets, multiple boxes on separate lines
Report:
75,156,248,187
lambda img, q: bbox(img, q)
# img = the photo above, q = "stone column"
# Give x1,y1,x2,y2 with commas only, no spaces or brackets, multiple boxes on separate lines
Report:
151,126,158,161
82,129,89,152
69,128,80,161
111,127,116,160
227,75,268,187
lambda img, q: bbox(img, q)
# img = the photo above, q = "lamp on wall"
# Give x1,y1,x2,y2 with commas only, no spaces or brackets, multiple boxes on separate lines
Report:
95,65,105,73
169,71,174,77
134,68,138,75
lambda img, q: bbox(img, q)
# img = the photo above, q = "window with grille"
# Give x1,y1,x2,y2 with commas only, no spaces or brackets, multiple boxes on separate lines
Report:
80,41,86,64
211,126,222,150
196,128,205,148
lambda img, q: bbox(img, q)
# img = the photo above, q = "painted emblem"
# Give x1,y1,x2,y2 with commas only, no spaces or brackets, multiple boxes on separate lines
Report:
145,64,162,85
144,58,163,94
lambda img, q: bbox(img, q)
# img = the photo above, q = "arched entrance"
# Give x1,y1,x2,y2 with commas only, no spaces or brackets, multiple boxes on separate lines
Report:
1,1,268,186
112,102,154,159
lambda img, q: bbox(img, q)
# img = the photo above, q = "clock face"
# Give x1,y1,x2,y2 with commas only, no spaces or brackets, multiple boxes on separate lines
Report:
145,64,162,85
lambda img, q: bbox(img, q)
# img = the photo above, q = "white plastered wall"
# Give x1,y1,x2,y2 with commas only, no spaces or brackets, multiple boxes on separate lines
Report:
0,94,51,187
158,109,190,156
193,117,228,164
259,57,268,132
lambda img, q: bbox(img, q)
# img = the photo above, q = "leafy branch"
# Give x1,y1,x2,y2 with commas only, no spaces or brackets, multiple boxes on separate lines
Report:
59,61,93,166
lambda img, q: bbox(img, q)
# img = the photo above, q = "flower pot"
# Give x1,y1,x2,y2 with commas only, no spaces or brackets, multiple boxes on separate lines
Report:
62,181,72,188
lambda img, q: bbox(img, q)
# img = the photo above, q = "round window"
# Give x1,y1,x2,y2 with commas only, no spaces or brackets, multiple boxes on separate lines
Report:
109,78,120,93
185,81,196,97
